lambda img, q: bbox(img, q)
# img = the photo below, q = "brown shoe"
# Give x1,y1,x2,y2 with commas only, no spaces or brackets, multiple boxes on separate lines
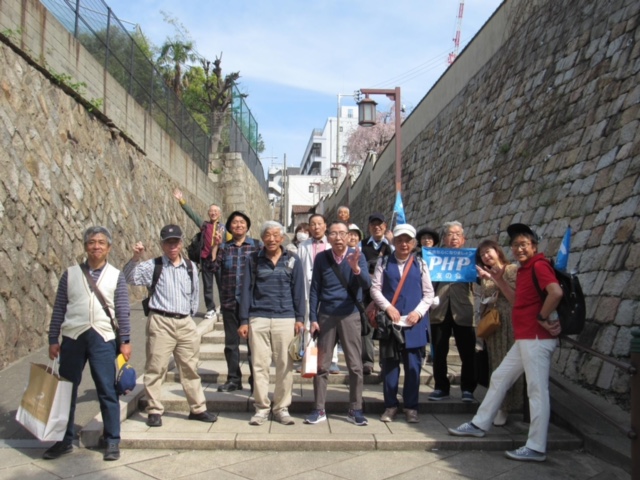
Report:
405,409,419,423
380,407,397,423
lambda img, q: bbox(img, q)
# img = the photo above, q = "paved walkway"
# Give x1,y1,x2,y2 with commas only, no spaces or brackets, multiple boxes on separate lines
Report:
0,442,630,479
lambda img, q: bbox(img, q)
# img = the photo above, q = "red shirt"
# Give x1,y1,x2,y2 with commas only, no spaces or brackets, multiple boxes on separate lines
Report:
512,253,558,340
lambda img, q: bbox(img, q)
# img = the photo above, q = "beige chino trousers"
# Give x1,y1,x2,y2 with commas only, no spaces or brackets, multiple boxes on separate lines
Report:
249,316,296,415
144,313,207,415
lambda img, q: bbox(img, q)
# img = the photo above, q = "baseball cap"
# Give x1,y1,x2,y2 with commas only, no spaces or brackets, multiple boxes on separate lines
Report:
348,224,363,240
393,224,417,239
116,354,136,396
368,212,385,223
507,223,539,243
160,224,183,241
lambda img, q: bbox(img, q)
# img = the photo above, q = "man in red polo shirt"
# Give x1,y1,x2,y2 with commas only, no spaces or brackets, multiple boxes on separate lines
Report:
448,223,563,463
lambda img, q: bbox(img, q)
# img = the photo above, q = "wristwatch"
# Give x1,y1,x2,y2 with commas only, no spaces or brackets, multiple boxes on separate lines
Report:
121,340,130,344
537,313,547,321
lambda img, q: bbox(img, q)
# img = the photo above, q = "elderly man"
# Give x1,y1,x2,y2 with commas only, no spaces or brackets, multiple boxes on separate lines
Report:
449,223,563,462
173,188,228,319
361,213,394,375
337,205,350,223
211,211,261,392
429,221,477,402
305,221,370,426
238,221,306,426
45,226,131,461
370,224,434,424
124,224,216,427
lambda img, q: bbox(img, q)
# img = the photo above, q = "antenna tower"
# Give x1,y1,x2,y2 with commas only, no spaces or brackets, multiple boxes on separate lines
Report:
448,0,465,64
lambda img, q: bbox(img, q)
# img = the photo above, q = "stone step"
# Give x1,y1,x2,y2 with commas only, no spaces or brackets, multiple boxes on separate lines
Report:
138,383,482,415
115,406,582,452
166,359,462,386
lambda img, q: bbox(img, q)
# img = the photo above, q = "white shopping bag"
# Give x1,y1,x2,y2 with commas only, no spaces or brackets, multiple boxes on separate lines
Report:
16,359,73,441
301,336,318,378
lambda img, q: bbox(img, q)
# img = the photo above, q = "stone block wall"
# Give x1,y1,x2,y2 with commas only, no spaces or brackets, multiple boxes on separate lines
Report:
326,0,639,407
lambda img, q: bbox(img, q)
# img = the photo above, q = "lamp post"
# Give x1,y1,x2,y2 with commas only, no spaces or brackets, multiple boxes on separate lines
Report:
309,181,322,205
330,162,351,207
356,87,403,194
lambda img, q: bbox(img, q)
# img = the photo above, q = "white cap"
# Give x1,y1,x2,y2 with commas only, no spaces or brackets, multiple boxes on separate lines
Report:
393,224,416,239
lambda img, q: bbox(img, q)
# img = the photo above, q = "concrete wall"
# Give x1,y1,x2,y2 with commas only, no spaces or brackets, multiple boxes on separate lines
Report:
325,0,639,407
0,0,269,368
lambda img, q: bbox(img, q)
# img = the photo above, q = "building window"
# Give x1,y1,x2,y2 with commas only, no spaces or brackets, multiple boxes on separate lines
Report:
339,127,343,132
312,143,322,156
347,108,354,118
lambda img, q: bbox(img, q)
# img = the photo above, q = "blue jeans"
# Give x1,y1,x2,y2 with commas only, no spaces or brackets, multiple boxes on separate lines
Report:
59,329,119,445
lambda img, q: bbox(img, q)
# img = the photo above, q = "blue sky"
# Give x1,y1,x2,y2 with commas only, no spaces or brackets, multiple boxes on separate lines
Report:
102,0,504,172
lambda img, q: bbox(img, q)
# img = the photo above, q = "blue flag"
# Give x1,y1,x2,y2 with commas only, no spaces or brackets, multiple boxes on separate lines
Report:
555,227,571,271
393,192,406,225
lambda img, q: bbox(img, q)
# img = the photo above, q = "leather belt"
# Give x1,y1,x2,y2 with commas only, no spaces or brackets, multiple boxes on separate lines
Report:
150,309,189,319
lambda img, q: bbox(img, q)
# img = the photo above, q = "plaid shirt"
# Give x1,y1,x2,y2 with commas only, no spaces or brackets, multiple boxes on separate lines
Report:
213,237,261,310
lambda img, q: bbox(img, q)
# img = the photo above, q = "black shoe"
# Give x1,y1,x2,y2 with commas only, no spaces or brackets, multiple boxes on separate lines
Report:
217,382,242,392
363,365,373,376
188,410,218,423
146,413,162,427
43,441,73,460
103,443,120,461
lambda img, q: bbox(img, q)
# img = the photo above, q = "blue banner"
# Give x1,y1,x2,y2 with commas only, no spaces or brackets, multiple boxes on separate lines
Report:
423,247,477,283
393,191,406,225
555,226,571,271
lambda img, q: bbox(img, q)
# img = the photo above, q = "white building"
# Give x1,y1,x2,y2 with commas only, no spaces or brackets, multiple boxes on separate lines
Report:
299,106,359,176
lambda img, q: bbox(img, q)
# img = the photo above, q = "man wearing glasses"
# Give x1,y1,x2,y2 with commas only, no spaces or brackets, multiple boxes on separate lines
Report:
304,222,370,426
428,221,477,403
449,223,562,463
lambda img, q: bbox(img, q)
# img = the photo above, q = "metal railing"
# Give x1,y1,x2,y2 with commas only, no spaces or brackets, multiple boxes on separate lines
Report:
39,0,267,190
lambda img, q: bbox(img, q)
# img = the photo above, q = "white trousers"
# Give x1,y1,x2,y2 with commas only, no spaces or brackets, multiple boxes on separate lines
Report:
472,338,557,453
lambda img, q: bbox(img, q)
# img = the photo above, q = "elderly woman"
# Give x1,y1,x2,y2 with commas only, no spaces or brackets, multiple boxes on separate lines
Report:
370,224,434,423
475,239,522,426
238,221,306,426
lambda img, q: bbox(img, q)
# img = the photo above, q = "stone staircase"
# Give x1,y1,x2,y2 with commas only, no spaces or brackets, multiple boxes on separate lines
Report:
80,316,583,452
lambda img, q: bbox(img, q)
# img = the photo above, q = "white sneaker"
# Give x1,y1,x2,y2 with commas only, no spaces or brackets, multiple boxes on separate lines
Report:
204,310,215,319
493,409,508,426
249,413,268,426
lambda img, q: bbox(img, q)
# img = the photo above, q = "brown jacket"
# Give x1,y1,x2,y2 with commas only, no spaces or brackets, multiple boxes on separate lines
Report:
430,282,474,326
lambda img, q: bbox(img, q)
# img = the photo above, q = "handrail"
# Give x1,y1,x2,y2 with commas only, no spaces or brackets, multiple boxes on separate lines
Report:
561,336,636,375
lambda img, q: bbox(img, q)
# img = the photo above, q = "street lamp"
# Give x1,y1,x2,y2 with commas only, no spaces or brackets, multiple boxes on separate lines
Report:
309,181,322,205
330,162,351,207
356,87,403,194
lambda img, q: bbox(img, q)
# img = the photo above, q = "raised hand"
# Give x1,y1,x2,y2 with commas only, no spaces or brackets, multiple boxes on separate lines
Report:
346,245,362,274
173,188,183,201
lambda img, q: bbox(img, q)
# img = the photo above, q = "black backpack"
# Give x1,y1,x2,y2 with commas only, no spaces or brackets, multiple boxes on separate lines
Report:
532,259,586,335
186,231,203,263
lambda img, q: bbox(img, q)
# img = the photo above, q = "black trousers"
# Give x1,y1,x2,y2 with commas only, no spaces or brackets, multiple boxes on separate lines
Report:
431,310,477,394
221,306,253,389
201,259,217,312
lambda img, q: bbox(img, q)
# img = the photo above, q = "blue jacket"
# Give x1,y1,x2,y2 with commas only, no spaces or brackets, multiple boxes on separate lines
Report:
309,249,370,322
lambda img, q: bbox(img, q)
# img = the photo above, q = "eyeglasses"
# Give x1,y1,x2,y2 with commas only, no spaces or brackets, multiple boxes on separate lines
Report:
511,242,532,250
445,232,463,238
327,231,348,238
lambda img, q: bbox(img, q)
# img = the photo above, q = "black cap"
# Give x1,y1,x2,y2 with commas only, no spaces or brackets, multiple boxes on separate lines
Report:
160,224,183,241
507,223,539,243
368,212,386,223
416,226,440,246
226,211,251,231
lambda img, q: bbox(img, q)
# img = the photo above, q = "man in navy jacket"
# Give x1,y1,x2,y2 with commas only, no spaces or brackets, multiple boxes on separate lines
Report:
304,221,370,426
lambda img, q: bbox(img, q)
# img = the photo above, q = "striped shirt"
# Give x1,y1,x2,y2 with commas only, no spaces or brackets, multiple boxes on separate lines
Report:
49,263,131,344
124,256,199,316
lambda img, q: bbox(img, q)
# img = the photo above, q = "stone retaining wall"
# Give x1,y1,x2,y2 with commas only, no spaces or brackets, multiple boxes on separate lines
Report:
326,0,639,407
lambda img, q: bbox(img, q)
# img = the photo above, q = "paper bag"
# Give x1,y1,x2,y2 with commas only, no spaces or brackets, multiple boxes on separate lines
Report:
301,338,318,378
15,361,73,441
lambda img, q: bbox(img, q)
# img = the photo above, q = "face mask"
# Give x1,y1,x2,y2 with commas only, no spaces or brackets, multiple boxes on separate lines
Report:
296,232,309,242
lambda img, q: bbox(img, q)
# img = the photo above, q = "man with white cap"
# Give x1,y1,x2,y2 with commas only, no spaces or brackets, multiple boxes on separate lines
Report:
370,224,434,423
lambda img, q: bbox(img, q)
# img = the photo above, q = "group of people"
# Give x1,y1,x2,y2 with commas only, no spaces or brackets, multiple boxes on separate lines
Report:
43,188,563,463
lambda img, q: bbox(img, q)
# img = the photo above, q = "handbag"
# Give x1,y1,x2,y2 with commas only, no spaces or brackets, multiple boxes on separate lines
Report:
477,292,501,340
15,359,73,441
327,255,371,336
301,334,318,378
80,263,121,348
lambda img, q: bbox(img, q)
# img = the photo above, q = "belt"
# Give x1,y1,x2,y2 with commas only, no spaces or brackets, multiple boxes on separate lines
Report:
150,309,189,319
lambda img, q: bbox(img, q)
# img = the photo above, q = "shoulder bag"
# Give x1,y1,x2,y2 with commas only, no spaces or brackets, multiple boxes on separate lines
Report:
477,291,500,340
